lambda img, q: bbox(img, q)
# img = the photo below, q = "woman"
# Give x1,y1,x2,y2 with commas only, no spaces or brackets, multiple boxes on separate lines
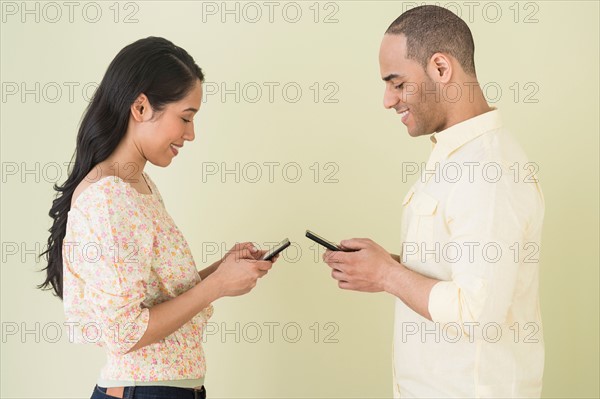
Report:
38,37,276,399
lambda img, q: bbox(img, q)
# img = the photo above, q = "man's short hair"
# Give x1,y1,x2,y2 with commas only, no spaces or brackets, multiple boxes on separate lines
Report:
386,5,476,76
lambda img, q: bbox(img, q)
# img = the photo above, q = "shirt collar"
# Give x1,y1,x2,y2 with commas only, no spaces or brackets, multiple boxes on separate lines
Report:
429,107,502,153
424,108,503,177
425,107,502,180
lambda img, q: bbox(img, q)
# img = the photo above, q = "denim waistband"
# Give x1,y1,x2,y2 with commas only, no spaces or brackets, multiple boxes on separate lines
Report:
94,384,206,399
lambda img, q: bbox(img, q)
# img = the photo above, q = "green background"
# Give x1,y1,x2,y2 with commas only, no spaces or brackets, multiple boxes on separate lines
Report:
1,1,598,398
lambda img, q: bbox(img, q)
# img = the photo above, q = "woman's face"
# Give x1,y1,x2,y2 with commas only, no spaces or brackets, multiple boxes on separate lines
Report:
136,79,203,167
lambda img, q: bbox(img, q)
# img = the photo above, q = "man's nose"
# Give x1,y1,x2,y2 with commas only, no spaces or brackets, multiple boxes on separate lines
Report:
383,88,399,109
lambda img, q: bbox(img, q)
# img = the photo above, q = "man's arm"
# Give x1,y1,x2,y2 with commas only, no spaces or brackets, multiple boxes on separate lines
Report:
324,242,439,321
327,171,538,327
383,260,439,321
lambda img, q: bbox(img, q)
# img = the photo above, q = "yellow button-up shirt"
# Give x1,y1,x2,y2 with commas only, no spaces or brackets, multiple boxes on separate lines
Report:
394,109,545,398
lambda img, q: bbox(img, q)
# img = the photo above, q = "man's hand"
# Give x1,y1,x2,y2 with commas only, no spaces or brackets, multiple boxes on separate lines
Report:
322,238,395,292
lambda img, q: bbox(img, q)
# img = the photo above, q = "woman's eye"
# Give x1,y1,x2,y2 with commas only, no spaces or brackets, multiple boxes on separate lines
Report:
182,118,191,123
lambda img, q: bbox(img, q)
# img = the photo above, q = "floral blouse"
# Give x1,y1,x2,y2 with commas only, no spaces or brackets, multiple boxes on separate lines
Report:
62,171,213,382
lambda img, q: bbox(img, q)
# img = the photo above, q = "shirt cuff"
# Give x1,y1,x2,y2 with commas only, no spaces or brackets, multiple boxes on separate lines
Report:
115,306,151,356
428,280,460,324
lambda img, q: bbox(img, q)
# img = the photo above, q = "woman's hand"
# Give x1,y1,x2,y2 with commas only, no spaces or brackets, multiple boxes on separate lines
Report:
199,242,267,280
222,241,282,263
208,242,276,297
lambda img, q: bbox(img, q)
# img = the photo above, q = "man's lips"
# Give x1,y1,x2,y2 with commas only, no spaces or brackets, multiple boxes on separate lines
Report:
396,108,409,124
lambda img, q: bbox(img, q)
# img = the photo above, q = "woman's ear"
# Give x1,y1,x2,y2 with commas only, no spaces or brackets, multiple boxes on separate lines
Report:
427,53,453,84
131,93,153,122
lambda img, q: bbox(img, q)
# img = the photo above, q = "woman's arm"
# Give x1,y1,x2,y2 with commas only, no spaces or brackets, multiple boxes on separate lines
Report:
126,245,273,354
125,273,221,354
198,259,221,280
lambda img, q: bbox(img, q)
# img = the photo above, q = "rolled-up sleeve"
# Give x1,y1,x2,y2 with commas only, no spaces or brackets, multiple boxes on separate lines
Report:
75,193,153,356
427,169,536,327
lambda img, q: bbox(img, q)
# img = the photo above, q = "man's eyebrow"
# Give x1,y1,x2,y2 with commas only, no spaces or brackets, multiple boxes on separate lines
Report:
382,74,405,82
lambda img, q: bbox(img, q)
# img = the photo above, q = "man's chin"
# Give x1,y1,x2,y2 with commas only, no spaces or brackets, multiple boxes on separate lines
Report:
406,127,422,137
406,125,433,138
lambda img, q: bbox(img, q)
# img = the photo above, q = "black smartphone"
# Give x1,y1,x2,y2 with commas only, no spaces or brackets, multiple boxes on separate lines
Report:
261,238,291,261
305,230,352,252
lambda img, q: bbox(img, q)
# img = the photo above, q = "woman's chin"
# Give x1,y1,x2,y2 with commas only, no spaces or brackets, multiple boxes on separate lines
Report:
151,157,172,168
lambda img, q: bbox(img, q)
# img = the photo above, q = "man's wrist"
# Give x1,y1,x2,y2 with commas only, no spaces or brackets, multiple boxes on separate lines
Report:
382,257,405,294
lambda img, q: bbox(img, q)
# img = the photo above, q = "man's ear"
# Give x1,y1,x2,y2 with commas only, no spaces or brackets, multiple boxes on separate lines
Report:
131,93,153,122
427,53,452,84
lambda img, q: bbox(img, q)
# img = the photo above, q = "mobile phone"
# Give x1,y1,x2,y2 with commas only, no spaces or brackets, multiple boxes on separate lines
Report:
305,230,349,251
261,238,291,261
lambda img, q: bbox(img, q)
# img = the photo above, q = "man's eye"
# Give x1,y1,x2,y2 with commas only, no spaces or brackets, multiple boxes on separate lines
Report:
395,83,404,90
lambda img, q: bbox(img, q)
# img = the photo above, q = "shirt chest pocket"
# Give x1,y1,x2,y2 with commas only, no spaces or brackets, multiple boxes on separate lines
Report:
403,189,439,247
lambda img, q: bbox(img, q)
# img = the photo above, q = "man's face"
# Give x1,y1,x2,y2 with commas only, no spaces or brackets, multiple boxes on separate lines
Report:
379,34,446,137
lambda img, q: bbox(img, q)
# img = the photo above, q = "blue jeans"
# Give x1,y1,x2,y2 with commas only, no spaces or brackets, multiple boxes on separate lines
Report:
91,384,206,399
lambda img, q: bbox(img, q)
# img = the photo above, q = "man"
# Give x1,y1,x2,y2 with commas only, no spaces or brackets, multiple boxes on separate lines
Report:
323,5,545,398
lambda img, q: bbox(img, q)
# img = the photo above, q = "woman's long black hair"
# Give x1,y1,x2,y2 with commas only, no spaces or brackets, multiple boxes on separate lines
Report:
38,37,204,299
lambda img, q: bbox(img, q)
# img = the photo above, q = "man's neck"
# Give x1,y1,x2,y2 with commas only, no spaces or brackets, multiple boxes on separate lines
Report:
438,83,493,132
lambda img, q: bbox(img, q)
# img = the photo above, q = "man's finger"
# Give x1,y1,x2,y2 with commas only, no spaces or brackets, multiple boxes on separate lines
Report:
324,258,348,272
323,250,345,263
339,238,370,251
331,269,346,281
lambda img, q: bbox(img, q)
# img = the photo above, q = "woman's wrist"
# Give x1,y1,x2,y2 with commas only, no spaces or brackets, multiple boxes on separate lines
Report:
198,259,222,280
195,271,224,303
